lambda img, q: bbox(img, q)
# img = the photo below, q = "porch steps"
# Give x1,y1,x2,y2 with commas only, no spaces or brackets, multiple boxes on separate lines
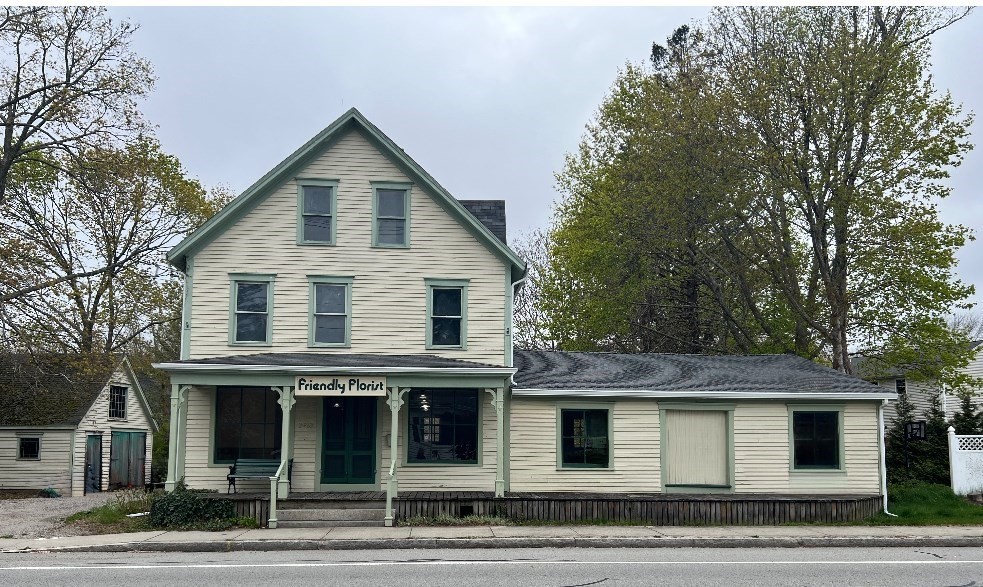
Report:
275,499,387,528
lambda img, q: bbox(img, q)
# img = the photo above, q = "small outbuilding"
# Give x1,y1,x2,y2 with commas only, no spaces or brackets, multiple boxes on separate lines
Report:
0,354,159,496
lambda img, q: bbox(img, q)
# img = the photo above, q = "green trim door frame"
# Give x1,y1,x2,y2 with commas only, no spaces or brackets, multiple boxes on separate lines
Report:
319,397,378,488
659,402,735,494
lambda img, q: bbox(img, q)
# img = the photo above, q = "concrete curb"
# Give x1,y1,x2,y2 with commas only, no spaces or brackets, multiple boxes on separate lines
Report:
8,535,983,553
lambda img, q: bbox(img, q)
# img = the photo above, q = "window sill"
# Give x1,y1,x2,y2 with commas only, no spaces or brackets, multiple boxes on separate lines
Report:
371,243,410,249
297,240,336,246
229,341,273,347
309,343,351,349
16,457,40,461
426,345,467,351
404,461,481,467
557,466,614,471
790,468,847,474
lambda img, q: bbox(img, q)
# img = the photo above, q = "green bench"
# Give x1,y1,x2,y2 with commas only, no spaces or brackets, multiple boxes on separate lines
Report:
227,458,292,493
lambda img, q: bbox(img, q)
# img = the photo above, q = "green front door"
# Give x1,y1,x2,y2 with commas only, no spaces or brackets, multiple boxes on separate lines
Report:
321,397,377,484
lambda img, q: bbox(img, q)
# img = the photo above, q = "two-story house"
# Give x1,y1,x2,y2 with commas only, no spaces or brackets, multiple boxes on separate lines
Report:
154,109,895,527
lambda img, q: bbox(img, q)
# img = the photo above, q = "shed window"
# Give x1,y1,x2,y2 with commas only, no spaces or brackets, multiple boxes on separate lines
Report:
109,385,127,419
408,389,478,464
792,410,840,469
301,184,335,243
18,437,40,460
214,386,282,463
560,409,610,468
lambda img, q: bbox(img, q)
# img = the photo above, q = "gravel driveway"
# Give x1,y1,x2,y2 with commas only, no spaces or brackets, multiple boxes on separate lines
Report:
0,494,115,539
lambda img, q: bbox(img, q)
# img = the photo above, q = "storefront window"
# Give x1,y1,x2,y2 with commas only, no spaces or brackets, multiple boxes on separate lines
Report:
214,386,282,463
408,389,478,464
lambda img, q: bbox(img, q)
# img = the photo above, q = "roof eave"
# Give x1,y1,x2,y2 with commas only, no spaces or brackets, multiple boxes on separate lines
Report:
153,362,517,377
511,388,898,401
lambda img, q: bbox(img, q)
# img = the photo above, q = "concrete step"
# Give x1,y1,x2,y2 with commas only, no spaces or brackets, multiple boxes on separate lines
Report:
277,508,386,522
276,519,385,528
278,500,386,510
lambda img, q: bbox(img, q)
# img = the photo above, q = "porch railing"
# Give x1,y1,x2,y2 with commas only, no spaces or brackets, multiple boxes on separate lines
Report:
268,460,288,528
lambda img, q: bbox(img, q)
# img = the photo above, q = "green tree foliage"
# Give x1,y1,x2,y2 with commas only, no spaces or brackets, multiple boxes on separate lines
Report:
544,7,975,371
886,393,954,485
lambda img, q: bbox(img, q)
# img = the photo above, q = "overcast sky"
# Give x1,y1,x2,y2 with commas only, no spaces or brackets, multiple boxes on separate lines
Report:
112,6,983,305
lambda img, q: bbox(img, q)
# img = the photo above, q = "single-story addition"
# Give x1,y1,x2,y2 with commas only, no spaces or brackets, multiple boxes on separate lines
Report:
150,107,896,527
0,354,159,496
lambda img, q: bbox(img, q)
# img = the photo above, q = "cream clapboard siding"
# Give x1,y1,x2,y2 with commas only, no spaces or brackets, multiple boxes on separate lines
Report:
510,399,881,494
0,429,73,495
182,390,500,492
873,379,937,426
734,402,881,494
509,399,661,493
70,368,155,496
188,129,507,365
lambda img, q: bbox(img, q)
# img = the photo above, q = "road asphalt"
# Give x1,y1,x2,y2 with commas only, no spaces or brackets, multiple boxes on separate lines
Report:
2,524,983,553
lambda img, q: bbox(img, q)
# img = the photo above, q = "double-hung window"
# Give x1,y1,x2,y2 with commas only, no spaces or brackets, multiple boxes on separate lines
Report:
559,408,611,468
426,279,468,349
790,407,842,470
230,275,274,345
109,385,127,419
308,276,352,347
372,182,410,247
297,179,338,244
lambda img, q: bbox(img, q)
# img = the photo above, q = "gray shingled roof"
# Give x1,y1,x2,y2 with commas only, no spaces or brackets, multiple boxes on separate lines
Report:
459,200,507,244
0,354,119,426
168,353,501,369
513,350,889,395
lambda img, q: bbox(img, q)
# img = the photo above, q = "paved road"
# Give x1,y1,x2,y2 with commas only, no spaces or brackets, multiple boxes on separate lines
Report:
2,547,982,586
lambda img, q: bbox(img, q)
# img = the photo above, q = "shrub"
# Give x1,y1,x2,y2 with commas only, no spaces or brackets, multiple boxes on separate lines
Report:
148,486,236,528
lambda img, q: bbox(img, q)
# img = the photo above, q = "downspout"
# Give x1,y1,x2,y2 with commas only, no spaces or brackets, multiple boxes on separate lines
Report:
878,399,897,516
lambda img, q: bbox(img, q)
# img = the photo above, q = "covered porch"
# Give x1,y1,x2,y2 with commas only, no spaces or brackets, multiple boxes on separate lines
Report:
154,353,514,527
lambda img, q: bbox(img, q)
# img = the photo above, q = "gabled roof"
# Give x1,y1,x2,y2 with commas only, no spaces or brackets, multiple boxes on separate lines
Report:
513,350,896,400
0,354,159,431
166,108,526,281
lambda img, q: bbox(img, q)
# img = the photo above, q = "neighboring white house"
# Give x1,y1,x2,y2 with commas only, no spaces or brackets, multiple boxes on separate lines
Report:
0,354,159,497
152,108,895,525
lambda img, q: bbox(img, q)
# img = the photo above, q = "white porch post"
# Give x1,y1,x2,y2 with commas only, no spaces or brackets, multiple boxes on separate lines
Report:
486,388,506,498
385,386,407,527
165,384,190,491
274,386,295,499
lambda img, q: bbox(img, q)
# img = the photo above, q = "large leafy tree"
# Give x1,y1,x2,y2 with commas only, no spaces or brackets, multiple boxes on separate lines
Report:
544,7,975,372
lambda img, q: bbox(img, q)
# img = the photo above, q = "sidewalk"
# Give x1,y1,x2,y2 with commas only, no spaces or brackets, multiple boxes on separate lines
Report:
3,525,983,553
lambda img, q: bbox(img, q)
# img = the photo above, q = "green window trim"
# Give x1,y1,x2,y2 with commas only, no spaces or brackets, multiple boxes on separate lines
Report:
405,388,481,466
307,275,354,348
425,278,469,350
109,385,128,420
371,181,412,248
228,273,275,346
555,403,614,470
296,178,339,245
787,404,846,473
212,386,283,465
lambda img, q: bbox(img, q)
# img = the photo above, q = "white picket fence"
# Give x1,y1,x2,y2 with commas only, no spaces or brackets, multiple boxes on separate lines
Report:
948,427,983,495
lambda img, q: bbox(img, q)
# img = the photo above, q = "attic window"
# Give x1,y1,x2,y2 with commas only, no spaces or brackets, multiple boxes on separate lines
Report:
109,385,127,420
18,437,40,460
372,182,411,247
297,179,338,245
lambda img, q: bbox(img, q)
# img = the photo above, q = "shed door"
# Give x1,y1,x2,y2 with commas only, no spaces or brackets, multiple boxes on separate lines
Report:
109,432,146,489
663,410,729,487
84,435,102,494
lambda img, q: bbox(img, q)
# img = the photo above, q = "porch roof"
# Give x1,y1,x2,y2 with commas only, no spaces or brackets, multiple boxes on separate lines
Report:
153,353,515,388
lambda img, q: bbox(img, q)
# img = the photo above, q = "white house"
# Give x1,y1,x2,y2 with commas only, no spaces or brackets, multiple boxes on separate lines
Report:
153,108,895,527
0,354,158,496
